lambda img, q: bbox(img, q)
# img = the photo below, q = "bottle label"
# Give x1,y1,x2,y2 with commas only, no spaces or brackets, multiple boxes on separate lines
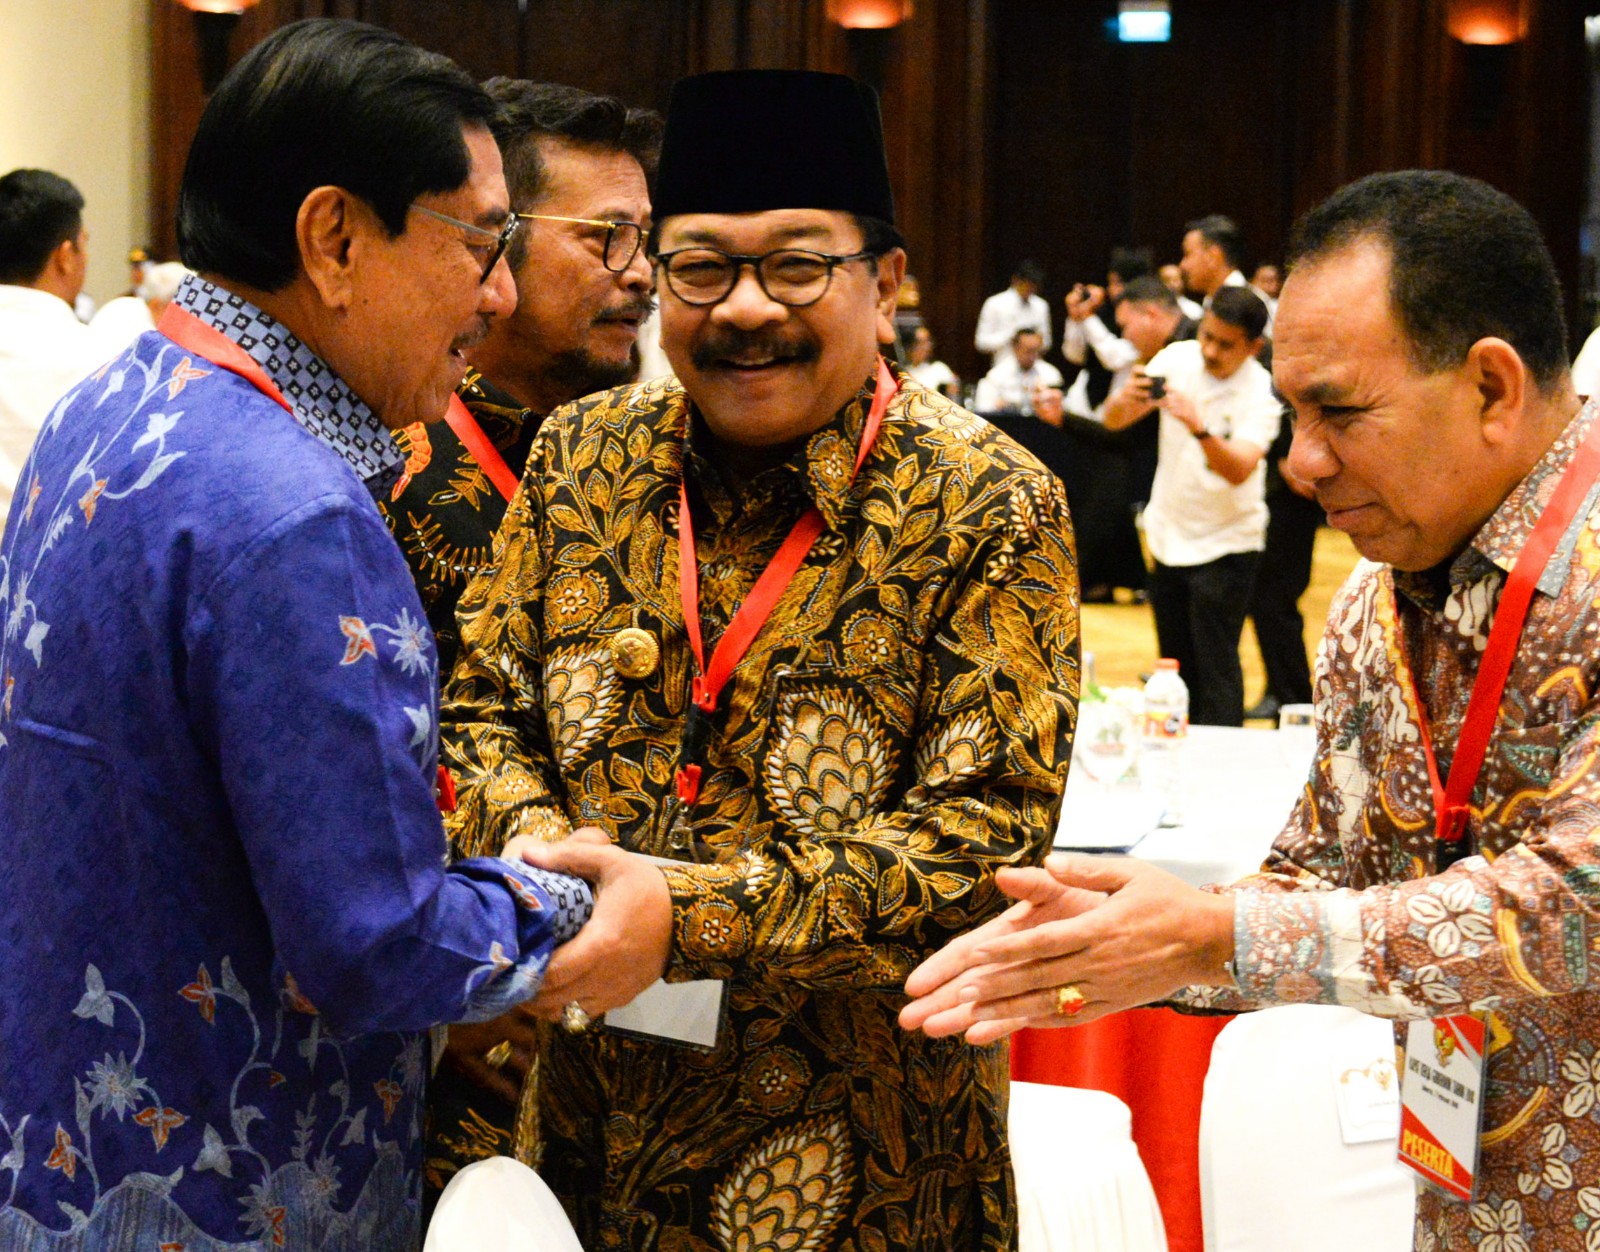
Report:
1143,711,1188,740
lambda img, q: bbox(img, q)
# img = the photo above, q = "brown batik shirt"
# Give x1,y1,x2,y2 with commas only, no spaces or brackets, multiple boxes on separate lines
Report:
1184,403,1600,1248
440,364,1079,1250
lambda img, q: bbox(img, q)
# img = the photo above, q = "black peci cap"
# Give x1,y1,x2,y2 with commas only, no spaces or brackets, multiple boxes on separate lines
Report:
653,69,895,224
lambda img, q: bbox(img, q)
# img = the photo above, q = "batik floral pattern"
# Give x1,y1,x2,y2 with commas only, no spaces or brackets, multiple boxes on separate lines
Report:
441,366,1079,1249
1187,405,1600,1246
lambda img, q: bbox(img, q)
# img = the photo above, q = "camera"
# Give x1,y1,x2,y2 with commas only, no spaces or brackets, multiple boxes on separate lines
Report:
1146,374,1166,401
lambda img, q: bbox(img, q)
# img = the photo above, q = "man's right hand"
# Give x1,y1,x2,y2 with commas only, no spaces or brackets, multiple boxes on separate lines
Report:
1064,283,1106,322
439,1011,540,1106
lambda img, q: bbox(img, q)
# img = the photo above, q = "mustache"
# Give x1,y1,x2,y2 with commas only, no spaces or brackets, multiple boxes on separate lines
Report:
595,295,657,325
450,315,492,353
690,328,820,371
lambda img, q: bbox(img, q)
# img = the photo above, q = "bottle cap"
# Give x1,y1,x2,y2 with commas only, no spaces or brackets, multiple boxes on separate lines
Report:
1156,658,1179,671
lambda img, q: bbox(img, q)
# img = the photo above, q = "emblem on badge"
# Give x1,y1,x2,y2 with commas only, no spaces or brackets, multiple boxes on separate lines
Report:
610,627,660,679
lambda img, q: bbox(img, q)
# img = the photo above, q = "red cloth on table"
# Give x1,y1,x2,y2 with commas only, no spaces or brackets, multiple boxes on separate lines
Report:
1011,1008,1232,1252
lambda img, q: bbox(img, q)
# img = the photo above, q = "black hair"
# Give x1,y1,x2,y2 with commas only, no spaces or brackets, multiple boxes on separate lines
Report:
483,79,662,207
1119,274,1178,311
176,18,493,292
1185,214,1246,271
1286,170,1568,393
1108,246,1153,283
1012,326,1044,345
1207,285,1269,340
1014,258,1046,287
0,169,84,286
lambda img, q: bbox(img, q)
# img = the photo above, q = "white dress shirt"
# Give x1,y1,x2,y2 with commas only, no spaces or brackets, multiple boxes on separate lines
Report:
1140,339,1282,567
973,356,1064,414
0,284,98,530
1062,313,1139,373
974,287,1053,365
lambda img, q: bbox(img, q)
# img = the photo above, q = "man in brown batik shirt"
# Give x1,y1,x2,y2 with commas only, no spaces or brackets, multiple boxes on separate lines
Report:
440,70,1079,1249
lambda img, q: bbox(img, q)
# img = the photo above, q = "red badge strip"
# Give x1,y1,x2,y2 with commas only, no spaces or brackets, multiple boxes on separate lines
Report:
673,358,898,804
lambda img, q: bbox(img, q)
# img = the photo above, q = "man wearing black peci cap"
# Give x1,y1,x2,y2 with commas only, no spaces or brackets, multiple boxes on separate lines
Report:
440,69,1079,1247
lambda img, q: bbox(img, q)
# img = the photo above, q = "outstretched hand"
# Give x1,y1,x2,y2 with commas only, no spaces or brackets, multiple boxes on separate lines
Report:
899,854,1236,1045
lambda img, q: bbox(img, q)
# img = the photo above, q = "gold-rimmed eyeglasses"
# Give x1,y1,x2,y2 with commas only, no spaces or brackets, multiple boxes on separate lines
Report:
515,214,645,273
410,204,520,282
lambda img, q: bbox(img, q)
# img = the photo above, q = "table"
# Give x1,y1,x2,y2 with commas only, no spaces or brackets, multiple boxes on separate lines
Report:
1011,726,1306,1252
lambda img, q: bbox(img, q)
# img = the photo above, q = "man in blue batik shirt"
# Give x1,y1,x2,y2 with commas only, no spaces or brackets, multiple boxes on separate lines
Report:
0,20,591,1251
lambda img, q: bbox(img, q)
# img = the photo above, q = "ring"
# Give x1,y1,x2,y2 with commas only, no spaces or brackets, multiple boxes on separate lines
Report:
1053,984,1087,1017
561,1001,591,1034
482,1040,513,1069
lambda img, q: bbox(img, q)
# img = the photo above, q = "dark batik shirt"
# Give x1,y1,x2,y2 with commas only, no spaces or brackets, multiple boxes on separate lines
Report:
440,365,1080,1250
0,276,590,1252
378,368,541,678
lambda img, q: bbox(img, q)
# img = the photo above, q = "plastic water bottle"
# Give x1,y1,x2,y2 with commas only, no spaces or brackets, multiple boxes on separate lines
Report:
1141,658,1189,825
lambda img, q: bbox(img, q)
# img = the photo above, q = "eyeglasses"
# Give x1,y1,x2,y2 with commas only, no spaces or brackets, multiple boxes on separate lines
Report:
410,204,520,282
655,247,876,308
516,214,645,273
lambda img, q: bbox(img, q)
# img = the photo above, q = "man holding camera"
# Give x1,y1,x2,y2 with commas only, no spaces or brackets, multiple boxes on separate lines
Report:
1103,285,1281,723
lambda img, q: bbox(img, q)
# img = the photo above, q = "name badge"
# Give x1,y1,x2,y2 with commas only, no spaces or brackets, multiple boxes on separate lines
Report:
601,854,726,1050
1398,1014,1487,1201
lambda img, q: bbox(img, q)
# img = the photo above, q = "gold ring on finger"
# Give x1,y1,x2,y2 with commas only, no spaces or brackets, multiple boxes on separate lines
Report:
1053,984,1087,1017
561,1001,592,1034
482,1040,514,1069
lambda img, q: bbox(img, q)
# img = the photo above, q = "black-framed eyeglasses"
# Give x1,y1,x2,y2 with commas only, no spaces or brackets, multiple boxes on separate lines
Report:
655,247,876,308
411,204,520,282
516,214,645,273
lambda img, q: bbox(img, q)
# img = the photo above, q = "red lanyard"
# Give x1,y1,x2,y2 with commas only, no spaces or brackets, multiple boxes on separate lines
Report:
158,305,291,412
1398,416,1600,848
674,357,898,804
444,394,519,503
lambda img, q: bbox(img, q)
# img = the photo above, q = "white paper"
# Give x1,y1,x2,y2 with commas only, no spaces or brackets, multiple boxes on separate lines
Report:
604,977,725,1049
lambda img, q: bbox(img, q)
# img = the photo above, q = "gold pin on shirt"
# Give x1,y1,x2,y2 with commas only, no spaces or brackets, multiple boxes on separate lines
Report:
610,627,660,679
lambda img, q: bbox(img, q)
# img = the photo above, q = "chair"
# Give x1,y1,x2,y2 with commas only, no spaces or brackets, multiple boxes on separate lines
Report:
1009,1080,1169,1251
1199,1006,1416,1252
424,1155,585,1251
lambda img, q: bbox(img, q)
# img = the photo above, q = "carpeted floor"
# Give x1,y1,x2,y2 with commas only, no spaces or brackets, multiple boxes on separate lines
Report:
1080,527,1363,715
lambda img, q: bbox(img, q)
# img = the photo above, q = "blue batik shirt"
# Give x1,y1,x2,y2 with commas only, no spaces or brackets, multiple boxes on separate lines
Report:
0,275,592,1251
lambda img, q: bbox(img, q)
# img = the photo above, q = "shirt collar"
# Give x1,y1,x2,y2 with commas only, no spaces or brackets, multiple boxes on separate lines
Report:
681,364,886,532
172,274,405,495
1394,399,1599,608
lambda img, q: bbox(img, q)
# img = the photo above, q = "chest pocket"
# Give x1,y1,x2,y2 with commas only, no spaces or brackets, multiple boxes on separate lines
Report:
756,661,919,841
3,718,125,844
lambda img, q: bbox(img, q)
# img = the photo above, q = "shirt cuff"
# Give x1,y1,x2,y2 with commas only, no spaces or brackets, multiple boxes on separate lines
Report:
450,859,594,1022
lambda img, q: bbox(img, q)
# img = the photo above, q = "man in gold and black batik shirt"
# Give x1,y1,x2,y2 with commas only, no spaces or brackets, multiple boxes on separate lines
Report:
441,69,1079,1250
378,80,660,1206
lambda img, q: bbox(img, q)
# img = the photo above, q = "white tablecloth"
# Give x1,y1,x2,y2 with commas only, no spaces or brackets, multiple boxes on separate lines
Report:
1059,725,1307,887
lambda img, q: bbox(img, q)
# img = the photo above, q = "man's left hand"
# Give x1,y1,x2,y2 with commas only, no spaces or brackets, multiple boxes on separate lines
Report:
1162,389,1203,433
899,854,1236,1044
517,838,674,1021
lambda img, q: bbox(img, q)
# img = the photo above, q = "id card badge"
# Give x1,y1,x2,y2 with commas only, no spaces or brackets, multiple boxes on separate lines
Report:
1398,1014,1488,1201
601,854,727,1051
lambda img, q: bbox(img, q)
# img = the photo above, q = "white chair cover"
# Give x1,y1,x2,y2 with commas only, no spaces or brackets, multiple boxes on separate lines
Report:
424,1155,585,1251
1009,1080,1169,1251
1199,1005,1416,1252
